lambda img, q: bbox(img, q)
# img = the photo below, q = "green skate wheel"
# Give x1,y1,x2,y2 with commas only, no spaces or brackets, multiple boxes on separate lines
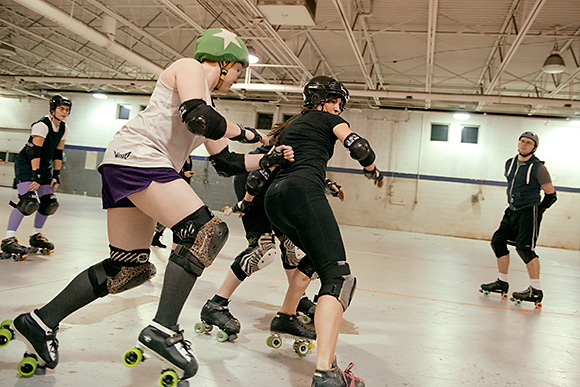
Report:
0,319,13,328
216,330,229,343
18,355,37,377
299,314,312,325
266,335,282,349
160,369,179,387
0,327,13,347
293,341,310,357
122,347,143,367
193,322,205,334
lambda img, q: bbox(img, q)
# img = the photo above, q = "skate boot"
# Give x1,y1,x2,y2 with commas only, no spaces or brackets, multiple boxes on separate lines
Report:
12,311,59,376
510,286,543,308
1,237,29,261
124,322,198,387
267,312,316,357
479,278,509,299
297,296,316,324
151,232,167,248
311,362,365,387
195,299,240,342
28,233,54,255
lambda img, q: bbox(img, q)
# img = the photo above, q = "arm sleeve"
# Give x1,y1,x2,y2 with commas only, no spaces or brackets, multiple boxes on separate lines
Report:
30,121,49,138
536,164,552,186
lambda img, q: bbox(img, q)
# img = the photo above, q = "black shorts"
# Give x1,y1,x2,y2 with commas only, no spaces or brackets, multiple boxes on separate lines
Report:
491,206,543,257
14,154,52,185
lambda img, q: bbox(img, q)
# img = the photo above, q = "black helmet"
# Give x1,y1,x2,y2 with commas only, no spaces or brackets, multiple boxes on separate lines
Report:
303,76,350,112
49,95,72,113
519,131,539,147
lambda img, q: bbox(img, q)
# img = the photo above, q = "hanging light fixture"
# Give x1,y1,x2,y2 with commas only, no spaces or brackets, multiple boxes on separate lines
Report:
542,43,566,74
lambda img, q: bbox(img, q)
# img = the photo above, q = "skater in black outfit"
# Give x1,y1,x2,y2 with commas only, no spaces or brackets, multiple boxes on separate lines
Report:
151,156,195,248
480,132,556,307
263,76,384,386
3,28,293,384
1,95,71,261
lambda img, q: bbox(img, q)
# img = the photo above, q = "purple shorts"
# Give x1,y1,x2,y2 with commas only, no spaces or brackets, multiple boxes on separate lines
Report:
100,165,182,209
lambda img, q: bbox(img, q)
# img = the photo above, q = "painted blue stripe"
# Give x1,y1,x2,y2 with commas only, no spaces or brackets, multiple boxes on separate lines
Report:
62,144,580,193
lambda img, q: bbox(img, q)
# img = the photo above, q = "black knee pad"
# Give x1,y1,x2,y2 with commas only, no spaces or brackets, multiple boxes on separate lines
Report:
9,192,39,215
516,249,538,264
317,261,357,311
169,206,229,276
38,194,59,216
490,237,509,258
231,233,276,281
88,245,152,298
296,255,317,279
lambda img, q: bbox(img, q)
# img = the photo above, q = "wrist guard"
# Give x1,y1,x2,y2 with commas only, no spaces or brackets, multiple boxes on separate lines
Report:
363,166,383,183
259,148,291,170
324,178,341,197
231,124,262,144
52,169,61,184
32,169,42,184
231,199,253,214
540,192,557,209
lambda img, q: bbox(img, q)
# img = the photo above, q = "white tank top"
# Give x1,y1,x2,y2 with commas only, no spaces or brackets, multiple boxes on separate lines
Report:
101,78,210,170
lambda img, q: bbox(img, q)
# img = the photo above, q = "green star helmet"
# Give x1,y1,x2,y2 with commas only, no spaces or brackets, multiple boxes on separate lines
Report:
194,28,249,69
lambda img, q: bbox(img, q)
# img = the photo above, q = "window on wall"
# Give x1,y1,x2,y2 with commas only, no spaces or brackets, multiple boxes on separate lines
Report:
117,104,132,120
430,123,449,141
461,126,479,144
256,113,273,130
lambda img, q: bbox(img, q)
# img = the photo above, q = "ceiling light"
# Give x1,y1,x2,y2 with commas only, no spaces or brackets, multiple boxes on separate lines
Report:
92,92,108,100
453,113,470,120
249,54,259,64
568,120,580,128
542,43,566,74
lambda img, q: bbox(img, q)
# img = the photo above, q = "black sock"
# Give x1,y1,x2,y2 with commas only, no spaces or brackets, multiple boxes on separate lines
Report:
36,268,100,330
211,294,229,306
153,261,197,328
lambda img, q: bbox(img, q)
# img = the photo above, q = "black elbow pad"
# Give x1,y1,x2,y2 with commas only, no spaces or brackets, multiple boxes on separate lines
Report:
209,146,246,177
343,132,375,167
178,99,227,140
246,169,271,196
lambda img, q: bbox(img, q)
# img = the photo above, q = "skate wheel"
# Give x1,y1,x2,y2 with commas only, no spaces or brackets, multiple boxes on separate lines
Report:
12,253,27,262
216,330,229,343
515,300,522,306
122,347,143,367
535,303,542,309
293,341,310,357
193,322,205,334
299,314,312,325
160,369,179,387
266,335,282,349
502,293,508,299
0,327,14,347
0,319,13,328
18,354,37,377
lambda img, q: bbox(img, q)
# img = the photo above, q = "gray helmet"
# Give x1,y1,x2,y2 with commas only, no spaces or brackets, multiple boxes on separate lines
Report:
519,131,539,147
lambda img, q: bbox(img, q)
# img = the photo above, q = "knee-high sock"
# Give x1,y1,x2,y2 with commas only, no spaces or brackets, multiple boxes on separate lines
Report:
7,208,24,233
36,268,100,330
153,261,198,329
33,212,48,230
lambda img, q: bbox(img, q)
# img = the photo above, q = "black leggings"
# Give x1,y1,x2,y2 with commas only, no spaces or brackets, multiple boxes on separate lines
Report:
265,177,348,278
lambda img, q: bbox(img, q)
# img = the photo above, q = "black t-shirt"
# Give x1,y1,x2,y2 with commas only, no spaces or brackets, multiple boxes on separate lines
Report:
276,111,348,188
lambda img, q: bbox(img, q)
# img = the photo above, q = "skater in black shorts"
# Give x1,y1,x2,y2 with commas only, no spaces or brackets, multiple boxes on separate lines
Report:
5,28,293,384
263,76,384,386
480,132,556,306
1,95,71,261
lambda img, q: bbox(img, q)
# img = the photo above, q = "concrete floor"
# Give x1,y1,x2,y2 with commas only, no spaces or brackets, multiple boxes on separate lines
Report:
0,186,578,387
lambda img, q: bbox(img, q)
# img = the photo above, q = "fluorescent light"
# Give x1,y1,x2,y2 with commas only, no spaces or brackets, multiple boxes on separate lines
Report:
249,54,259,64
569,120,580,128
92,93,108,100
453,113,470,120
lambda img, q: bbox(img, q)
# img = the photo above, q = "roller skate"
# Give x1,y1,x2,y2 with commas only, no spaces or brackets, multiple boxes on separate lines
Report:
267,312,316,357
297,296,316,324
510,286,543,309
195,299,240,342
479,278,509,299
311,361,365,386
1,237,29,261
28,233,54,255
123,322,197,387
0,311,60,376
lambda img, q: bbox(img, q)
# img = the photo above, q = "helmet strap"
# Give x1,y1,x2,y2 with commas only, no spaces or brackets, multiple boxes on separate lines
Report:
215,61,236,90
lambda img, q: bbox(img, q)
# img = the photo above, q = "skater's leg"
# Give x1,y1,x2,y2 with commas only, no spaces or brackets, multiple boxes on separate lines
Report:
6,209,25,237
216,269,243,299
497,254,509,281
37,207,156,329
129,179,227,328
5,182,36,237
280,269,311,315
315,295,343,370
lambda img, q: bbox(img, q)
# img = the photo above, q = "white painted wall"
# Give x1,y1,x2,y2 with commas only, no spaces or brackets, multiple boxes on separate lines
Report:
0,94,578,250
